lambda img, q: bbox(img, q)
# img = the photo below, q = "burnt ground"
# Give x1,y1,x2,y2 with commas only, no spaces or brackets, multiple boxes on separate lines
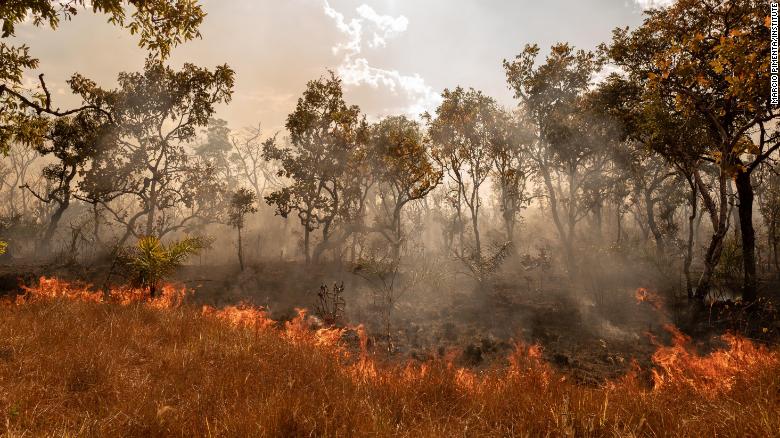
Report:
2,258,779,386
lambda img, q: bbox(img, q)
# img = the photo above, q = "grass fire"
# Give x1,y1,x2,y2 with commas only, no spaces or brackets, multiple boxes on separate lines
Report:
1,0,779,436
1,277,778,436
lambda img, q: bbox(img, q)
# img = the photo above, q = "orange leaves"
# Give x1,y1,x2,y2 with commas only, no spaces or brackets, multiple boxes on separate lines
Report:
709,59,725,74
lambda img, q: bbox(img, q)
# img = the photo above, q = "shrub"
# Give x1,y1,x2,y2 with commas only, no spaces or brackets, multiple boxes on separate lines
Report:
119,235,210,296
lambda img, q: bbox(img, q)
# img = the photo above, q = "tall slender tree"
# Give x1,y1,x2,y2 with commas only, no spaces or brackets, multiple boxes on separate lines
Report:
428,87,502,260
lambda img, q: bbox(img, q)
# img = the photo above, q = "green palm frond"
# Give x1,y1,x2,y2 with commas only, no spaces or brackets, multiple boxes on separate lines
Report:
120,235,211,293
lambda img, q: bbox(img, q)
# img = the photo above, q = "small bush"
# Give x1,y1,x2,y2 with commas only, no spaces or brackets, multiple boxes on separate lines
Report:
118,235,210,296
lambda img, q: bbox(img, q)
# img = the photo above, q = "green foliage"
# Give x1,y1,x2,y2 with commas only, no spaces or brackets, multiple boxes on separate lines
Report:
0,240,7,255
370,116,440,201
368,116,441,253
264,71,368,263
0,0,204,58
228,188,258,229
74,59,234,237
427,87,505,258
120,235,210,294
503,43,605,274
607,0,771,170
0,0,207,154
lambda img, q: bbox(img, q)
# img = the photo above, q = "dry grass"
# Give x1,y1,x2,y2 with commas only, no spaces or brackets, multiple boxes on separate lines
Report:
0,282,779,437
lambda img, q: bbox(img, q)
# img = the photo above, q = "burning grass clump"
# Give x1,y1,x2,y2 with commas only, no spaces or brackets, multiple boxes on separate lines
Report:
0,278,779,437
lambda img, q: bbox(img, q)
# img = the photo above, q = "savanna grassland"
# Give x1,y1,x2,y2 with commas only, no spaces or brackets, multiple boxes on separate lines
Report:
0,279,778,437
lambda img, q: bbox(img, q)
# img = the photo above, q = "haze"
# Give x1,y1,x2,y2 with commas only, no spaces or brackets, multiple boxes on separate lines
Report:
13,0,650,130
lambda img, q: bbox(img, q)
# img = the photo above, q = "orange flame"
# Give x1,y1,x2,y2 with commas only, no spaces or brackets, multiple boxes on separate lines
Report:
11,276,780,398
650,324,778,396
635,287,664,310
18,277,103,304
17,277,189,308
201,303,275,330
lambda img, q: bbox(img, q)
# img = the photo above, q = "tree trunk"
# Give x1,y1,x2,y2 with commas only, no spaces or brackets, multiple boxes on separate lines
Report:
92,204,101,246
540,165,574,275
593,199,603,239
684,177,697,299
728,180,740,240
695,170,728,300
772,221,779,274
41,200,68,254
735,170,757,301
645,191,665,259
303,224,311,264
471,206,481,258
237,225,244,271
504,213,515,244
392,209,403,261
146,179,158,236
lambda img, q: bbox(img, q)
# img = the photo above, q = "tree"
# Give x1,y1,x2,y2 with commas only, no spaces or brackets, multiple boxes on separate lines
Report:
0,0,206,154
490,109,534,244
368,116,441,259
428,87,502,261
504,43,604,275
264,72,367,264
230,124,280,200
196,118,235,188
0,143,40,218
72,59,234,243
757,165,780,274
591,71,711,297
608,0,776,300
21,111,112,253
228,188,258,271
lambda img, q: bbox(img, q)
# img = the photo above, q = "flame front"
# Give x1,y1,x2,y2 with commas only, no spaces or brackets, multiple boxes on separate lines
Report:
650,324,778,396
10,277,779,402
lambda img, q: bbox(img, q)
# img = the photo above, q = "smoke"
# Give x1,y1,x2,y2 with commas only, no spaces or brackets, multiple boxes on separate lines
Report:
633,0,675,10
321,1,442,117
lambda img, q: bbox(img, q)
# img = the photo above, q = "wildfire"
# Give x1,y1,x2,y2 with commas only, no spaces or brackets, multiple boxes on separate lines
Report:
283,308,346,349
16,276,189,308
202,304,353,359
201,303,275,330
9,276,779,400
17,277,103,304
508,343,552,387
650,324,778,396
635,287,664,310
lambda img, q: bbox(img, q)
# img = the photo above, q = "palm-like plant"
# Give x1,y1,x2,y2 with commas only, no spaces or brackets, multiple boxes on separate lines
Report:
120,235,210,297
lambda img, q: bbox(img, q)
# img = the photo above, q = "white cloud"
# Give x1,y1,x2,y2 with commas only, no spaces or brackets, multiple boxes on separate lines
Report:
355,4,408,49
633,0,675,10
591,63,626,85
322,1,441,118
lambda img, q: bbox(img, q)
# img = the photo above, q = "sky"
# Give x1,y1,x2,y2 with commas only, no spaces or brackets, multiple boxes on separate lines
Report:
12,0,668,132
